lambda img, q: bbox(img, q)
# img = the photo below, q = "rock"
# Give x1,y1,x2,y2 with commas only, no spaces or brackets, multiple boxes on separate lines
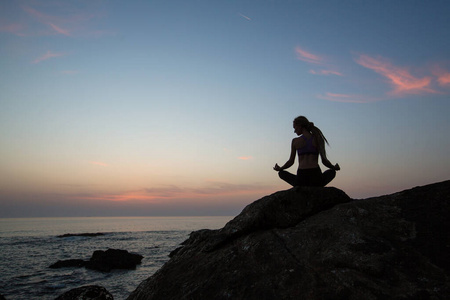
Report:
49,259,86,269
127,181,450,300
0,294,6,300
85,249,143,272
175,186,351,253
57,233,105,238
55,285,113,300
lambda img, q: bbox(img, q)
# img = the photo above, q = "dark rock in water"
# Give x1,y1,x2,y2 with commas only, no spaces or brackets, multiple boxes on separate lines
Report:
49,259,86,269
0,294,6,300
49,249,143,272
55,285,113,300
57,233,105,238
85,249,143,272
127,181,450,300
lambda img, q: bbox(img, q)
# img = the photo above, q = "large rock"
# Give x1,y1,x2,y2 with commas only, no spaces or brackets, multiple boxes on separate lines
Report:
55,285,113,300
85,249,143,272
127,181,450,300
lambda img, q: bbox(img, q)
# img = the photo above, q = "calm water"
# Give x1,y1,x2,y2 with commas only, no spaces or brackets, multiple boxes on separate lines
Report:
0,216,232,300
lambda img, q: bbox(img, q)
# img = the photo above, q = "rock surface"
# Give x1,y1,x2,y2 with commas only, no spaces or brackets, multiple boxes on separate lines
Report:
55,285,113,300
86,249,144,272
127,181,450,300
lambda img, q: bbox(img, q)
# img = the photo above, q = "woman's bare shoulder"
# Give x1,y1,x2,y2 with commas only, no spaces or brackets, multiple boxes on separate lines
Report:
292,136,305,148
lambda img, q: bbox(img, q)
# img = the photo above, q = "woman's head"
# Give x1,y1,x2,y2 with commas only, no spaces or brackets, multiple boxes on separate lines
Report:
293,115,329,154
293,116,314,131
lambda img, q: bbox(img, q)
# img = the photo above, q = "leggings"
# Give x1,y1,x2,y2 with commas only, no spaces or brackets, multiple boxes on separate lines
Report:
278,167,336,187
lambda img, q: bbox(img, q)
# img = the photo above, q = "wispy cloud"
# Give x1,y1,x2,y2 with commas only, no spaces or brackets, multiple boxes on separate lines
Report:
22,5,71,36
355,54,436,96
32,50,66,64
0,23,26,36
48,22,70,36
2,3,108,38
295,46,324,64
438,73,450,86
238,13,252,21
309,69,343,76
431,66,450,86
238,156,253,160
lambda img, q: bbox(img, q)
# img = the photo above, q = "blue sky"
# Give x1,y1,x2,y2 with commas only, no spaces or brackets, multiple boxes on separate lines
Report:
1,0,449,217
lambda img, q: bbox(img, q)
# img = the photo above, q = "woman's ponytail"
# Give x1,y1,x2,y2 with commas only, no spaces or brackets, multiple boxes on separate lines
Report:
294,116,329,157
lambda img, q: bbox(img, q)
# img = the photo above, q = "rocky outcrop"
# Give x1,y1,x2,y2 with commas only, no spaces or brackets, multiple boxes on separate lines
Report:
86,249,144,272
49,249,143,272
55,285,113,300
127,181,450,300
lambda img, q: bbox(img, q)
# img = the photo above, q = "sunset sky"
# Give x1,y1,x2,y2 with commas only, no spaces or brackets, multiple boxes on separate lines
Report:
1,0,449,217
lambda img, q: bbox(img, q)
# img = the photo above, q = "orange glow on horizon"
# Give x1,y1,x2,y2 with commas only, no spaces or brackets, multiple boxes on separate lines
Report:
68,182,273,203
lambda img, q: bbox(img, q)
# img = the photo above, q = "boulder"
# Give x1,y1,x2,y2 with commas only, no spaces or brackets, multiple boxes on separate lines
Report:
127,181,450,300
55,285,113,300
85,249,143,272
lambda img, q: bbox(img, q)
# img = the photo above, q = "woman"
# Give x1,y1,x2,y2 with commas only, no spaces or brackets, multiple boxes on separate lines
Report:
273,116,340,187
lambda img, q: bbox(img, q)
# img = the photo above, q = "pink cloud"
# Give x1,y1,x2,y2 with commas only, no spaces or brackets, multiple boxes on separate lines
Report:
355,54,436,96
438,73,450,86
89,161,108,167
19,3,107,37
309,69,343,76
238,156,253,160
0,23,26,36
22,5,72,36
295,46,324,64
32,50,66,64
48,22,70,36
431,66,450,86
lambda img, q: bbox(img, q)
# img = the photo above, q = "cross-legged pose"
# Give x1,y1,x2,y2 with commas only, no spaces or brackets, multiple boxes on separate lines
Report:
274,116,340,187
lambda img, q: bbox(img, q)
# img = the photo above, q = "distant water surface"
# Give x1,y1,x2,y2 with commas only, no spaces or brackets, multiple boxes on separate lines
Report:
0,216,232,299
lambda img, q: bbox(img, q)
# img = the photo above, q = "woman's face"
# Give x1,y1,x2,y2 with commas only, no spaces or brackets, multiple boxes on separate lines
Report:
293,123,302,136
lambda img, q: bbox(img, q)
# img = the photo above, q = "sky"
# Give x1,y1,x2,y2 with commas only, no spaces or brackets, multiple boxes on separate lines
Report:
1,0,449,218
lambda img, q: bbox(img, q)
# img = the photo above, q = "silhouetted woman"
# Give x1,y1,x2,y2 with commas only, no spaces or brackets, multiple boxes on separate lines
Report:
274,116,340,187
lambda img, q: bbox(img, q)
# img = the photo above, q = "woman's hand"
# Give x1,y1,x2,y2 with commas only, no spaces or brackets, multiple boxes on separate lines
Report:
334,163,340,171
273,163,282,171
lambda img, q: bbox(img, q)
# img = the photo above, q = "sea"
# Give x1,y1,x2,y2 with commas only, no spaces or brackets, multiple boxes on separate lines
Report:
0,216,232,300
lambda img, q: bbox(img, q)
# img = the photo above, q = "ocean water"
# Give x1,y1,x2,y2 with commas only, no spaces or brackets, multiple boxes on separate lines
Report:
0,216,232,300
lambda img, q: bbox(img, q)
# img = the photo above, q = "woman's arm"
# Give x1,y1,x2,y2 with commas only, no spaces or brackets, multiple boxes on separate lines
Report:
319,148,340,171
274,139,297,171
